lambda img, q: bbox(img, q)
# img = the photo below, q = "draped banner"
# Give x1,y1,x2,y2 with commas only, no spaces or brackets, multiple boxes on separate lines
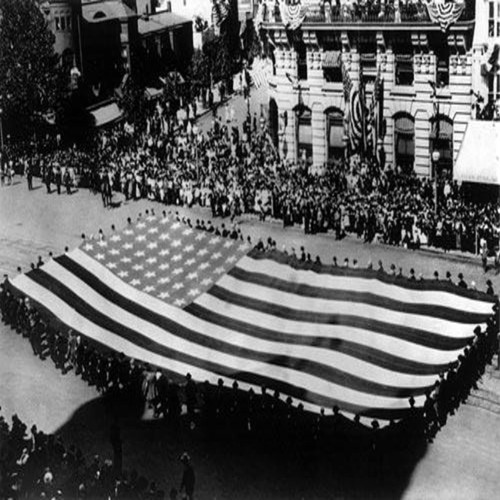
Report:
279,0,308,31
424,0,465,32
341,60,364,151
9,216,496,425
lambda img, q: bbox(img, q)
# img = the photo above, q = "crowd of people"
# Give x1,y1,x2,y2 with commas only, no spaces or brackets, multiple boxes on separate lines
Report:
3,104,500,268
0,407,182,499
1,212,498,468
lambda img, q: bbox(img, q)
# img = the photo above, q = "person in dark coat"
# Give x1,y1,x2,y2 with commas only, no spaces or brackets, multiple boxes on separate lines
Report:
179,453,195,500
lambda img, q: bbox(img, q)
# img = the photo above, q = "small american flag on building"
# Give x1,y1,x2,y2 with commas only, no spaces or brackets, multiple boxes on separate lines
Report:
9,215,496,425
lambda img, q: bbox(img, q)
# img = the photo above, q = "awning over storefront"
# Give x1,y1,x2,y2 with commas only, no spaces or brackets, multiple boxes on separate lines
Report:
454,121,500,185
323,51,341,68
88,101,123,127
145,87,164,100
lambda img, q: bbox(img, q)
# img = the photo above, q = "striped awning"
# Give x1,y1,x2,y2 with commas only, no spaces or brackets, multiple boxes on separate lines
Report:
323,51,341,69
394,115,415,134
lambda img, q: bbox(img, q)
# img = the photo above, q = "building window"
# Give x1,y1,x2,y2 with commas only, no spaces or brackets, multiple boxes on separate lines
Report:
435,44,450,87
296,40,307,81
488,73,500,103
296,106,313,163
55,16,61,31
323,51,342,83
430,116,453,176
325,108,344,163
489,1,500,37
394,54,414,86
61,16,66,30
66,15,72,30
394,113,415,173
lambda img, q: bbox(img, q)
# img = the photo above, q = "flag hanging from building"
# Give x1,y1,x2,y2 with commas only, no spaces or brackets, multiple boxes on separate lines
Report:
212,0,231,27
341,60,364,151
367,68,385,158
278,0,308,31
8,216,496,425
424,0,465,32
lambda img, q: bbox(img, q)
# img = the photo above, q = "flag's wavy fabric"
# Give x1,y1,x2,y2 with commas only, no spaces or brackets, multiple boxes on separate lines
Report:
9,215,496,424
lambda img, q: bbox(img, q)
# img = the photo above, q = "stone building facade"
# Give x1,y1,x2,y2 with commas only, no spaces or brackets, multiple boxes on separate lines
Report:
260,0,479,177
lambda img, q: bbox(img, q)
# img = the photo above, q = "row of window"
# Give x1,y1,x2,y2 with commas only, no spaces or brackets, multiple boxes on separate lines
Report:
489,0,500,37
300,54,450,88
289,109,453,172
54,14,72,32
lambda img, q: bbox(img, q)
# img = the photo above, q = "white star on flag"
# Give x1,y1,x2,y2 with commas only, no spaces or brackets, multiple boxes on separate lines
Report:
132,264,144,271
201,278,212,286
83,243,94,251
226,255,238,263
224,241,233,248
158,277,171,284
160,217,170,225
171,240,181,248
172,254,182,262
184,244,194,253
109,249,120,256
120,257,132,263
238,244,248,251
97,240,108,247
171,222,181,230
145,271,156,278
143,285,155,293
107,262,117,269
147,242,158,250
159,249,170,256
134,251,145,258
117,270,129,278
211,252,222,260
187,272,198,280
95,253,105,260
172,268,184,275
110,235,121,242
182,228,193,236
209,237,218,245
199,263,209,270
148,227,159,234
130,279,141,286
146,257,157,265
174,298,186,307
197,249,208,256
159,233,170,241
159,263,170,271
136,235,146,242
185,258,196,266
214,267,225,274
188,288,200,297
123,243,133,250
173,283,184,290
146,216,156,222
136,222,146,229
123,229,134,235
158,291,170,299
195,233,206,241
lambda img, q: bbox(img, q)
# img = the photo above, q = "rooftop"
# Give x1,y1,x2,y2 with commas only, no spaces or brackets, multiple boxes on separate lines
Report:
138,10,191,35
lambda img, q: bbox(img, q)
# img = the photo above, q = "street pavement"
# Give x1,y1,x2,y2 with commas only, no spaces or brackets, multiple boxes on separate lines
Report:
1,157,500,498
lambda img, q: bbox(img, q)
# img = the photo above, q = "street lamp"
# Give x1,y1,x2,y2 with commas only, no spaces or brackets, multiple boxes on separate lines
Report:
432,149,440,212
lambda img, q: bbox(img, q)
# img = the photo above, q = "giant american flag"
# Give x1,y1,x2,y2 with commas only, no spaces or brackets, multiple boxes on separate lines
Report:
8,214,496,425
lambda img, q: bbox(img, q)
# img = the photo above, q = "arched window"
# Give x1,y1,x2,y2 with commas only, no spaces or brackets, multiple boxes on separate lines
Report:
295,105,312,163
393,113,415,173
325,107,344,163
430,115,453,177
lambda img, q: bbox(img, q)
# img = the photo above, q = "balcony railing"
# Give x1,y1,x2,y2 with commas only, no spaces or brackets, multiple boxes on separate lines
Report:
265,1,475,25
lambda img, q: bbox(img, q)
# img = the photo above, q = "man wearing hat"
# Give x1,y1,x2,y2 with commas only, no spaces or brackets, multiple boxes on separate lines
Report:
457,273,467,289
486,280,495,296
